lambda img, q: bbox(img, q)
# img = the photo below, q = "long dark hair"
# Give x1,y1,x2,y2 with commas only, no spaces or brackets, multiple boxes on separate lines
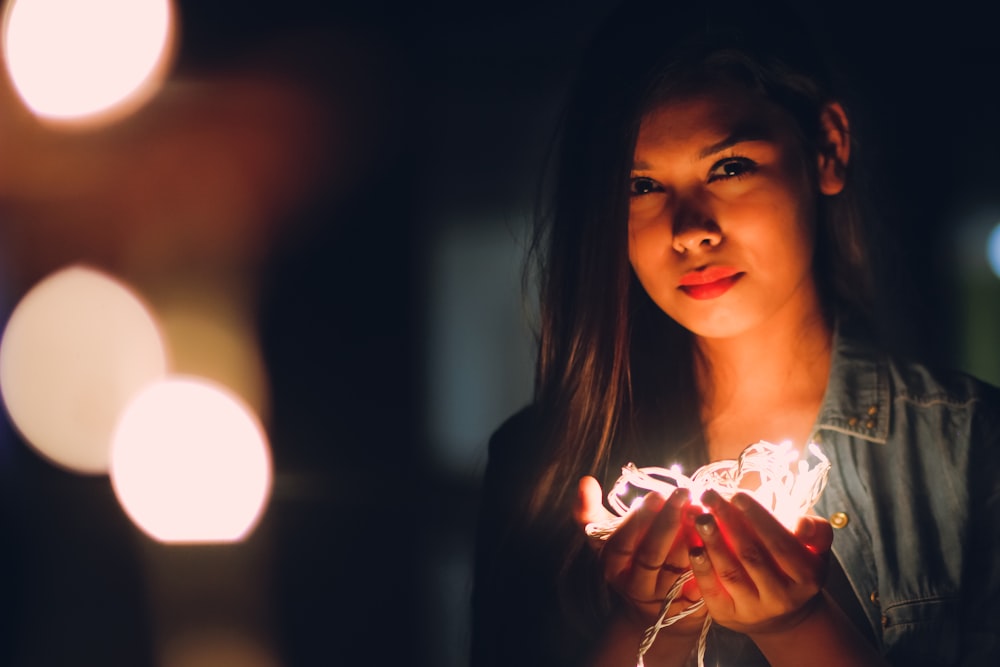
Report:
525,1,876,532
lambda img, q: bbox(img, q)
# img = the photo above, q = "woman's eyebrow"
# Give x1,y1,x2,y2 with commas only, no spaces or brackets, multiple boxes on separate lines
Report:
632,124,775,170
698,126,772,159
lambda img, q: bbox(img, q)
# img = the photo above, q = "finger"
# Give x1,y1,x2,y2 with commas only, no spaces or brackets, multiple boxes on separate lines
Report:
688,544,735,617
628,488,690,595
692,509,771,597
574,476,614,527
602,491,667,581
795,515,834,555
635,487,690,566
730,492,823,585
656,511,699,598
663,505,699,567
683,504,706,548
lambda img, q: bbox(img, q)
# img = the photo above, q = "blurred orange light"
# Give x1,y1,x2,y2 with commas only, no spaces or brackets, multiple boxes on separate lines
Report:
2,0,176,126
153,279,271,425
161,631,284,667
110,377,272,544
0,265,168,473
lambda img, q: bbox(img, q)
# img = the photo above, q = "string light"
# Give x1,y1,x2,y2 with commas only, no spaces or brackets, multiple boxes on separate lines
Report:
585,440,831,666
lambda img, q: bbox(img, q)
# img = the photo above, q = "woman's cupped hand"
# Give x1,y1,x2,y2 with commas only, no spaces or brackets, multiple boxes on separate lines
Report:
574,476,708,635
574,478,834,639
687,489,834,637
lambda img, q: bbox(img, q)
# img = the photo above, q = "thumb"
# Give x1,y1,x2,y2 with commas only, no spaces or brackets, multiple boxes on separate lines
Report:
796,515,834,555
574,475,611,528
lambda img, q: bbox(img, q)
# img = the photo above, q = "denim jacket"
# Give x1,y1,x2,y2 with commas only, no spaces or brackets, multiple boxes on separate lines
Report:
472,327,1000,667
809,327,1000,665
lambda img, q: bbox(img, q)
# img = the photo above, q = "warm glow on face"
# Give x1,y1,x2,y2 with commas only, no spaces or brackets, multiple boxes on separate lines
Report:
0,265,168,473
2,0,175,125
109,377,272,544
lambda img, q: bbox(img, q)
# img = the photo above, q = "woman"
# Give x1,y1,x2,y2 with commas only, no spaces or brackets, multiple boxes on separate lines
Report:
470,2,1000,666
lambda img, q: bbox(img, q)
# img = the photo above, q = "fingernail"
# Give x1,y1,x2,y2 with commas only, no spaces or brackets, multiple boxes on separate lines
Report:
637,492,664,512
689,546,706,564
694,513,716,537
731,493,752,511
642,491,667,509
701,489,721,507
685,505,703,521
668,487,690,504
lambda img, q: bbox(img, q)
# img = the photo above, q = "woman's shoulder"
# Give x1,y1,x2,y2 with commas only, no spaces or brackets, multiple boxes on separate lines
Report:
885,353,1000,411
486,404,546,469
834,319,1000,410
879,353,1000,460
490,404,542,443
825,322,1000,450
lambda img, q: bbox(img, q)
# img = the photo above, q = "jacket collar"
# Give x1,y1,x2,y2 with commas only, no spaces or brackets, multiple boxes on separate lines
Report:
811,320,890,445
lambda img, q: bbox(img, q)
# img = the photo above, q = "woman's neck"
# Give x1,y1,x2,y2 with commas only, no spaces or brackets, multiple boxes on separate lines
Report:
695,311,833,461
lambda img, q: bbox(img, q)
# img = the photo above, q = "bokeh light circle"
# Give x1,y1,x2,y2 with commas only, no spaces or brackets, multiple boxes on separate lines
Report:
987,223,1000,280
110,376,272,543
2,0,175,124
0,265,168,473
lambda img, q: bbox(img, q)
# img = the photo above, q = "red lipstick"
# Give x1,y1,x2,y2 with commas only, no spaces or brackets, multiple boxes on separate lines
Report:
678,267,743,300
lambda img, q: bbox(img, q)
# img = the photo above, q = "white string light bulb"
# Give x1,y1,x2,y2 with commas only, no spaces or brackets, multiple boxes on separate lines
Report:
585,440,832,667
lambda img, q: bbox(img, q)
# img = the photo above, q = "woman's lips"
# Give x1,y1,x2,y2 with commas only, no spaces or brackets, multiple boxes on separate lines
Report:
678,268,744,300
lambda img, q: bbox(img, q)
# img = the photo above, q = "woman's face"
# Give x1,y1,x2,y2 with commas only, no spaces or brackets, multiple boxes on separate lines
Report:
628,85,831,340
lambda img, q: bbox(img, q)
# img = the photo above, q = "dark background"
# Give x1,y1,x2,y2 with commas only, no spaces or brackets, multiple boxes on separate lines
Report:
2,1,999,666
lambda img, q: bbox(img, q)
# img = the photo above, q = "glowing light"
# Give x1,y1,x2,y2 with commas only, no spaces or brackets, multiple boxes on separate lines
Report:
988,223,1000,279
0,266,168,473
587,440,830,538
2,0,175,125
110,377,272,544
153,281,270,423
585,441,832,667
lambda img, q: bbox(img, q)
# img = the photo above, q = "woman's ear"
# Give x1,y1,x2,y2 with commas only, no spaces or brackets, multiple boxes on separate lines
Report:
817,102,850,195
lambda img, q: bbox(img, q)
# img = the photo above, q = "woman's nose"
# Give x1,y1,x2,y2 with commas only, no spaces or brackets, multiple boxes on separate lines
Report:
671,206,722,254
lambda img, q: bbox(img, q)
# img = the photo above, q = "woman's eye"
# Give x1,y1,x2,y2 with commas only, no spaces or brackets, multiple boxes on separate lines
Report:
708,157,757,182
629,177,661,196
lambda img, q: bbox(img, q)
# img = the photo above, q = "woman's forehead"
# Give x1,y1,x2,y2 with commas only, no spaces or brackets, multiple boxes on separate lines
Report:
638,87,794,150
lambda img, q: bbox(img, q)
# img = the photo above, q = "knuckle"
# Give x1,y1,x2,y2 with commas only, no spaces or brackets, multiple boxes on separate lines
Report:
738,545,765,565
634,549,661,567
718,566,746,584
604,561,628,584
802,573,823,592
768,538,792,558
621,576,651,599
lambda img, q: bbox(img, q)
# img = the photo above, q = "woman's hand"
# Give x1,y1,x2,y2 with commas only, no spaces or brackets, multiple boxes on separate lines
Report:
687,489,834,637
574,476,706,634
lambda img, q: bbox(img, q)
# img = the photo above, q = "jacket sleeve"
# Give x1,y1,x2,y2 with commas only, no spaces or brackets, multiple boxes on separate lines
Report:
470,407,552,667
960,383,1000,663
469,407,601,667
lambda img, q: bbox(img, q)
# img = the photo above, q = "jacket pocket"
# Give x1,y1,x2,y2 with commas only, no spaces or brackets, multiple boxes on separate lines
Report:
881,596,959,666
